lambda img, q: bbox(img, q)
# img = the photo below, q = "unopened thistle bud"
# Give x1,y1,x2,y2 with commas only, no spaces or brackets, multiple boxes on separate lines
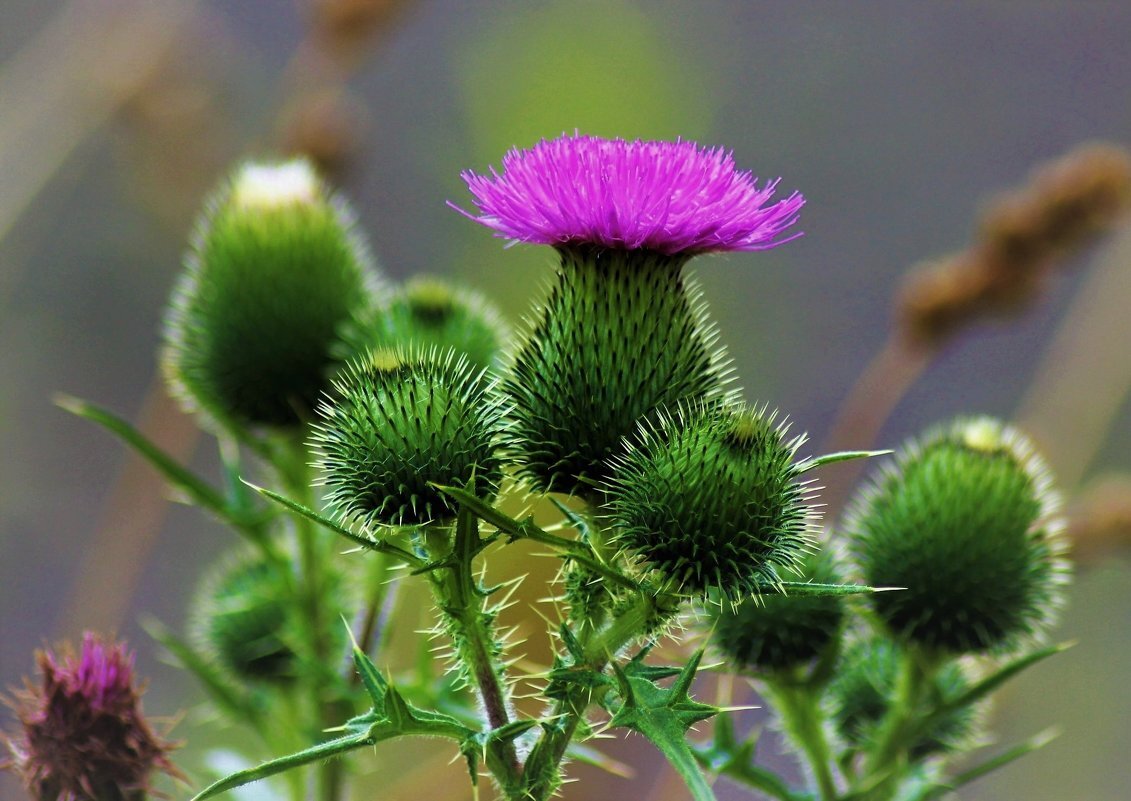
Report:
191,550,301,684
830,638,980,758
710,549,845,673
341,276,510,373
847,417,1070,654
603,404,816,600
2,634,180,801
164,158,380,428
311,347,505,529
454,134,804,495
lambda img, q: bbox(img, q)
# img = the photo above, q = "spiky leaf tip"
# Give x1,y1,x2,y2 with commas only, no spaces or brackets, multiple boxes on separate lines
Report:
846,416,1070,655
163,158,382,429
503,246,730,496
311,347,506,530
603,402,817,600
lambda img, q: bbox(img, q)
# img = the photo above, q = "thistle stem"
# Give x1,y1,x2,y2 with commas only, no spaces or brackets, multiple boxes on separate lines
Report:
764,681,840,801
858,646,936,800
423,517,523,794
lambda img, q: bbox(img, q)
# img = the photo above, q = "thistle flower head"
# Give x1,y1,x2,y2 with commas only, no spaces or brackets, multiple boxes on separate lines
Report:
454,134,804,255
710,549,845,674
190,549,305,685
163,158,381,429
339,276,510,373
603,403,817,600
311,347,506,529
3,634,179,801
503,248,729,495
846,417,1070,654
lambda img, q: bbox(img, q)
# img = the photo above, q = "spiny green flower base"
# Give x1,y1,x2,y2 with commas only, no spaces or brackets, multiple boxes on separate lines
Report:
503,246,728,496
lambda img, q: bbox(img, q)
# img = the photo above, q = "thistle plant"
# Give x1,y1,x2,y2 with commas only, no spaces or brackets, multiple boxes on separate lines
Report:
32,135,1087,801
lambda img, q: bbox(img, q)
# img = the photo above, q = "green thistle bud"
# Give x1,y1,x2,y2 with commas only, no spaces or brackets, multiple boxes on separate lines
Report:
191,550,299,684
311,347,505,529
340,276,510,373
710,549,845,673
164,159,380,428
846,417,1070,654
504,247,729,496
830,638,980,757
603,403,815,599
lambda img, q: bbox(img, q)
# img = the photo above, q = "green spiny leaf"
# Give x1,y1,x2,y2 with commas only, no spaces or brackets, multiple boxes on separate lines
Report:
606,650,720,801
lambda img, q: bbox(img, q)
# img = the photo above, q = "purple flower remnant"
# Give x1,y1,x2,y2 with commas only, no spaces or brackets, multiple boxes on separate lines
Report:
453,134,805,256
2,633,180,801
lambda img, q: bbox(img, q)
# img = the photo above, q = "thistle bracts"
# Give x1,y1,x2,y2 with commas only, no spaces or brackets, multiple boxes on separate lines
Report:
603,403,816,600
189,549,302,685
2,635,180,801
846,416,1070,654
340,275,510,373
503,247,728,495
163,159,380,429
710,549,845,673
311,347,505,529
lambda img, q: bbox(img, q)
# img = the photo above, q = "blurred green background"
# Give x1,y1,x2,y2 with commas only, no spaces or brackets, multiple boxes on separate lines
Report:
3,2,1130,800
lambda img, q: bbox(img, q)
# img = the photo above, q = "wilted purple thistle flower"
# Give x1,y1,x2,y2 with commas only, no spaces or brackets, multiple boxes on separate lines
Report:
453,134,804,255
2,633,180,801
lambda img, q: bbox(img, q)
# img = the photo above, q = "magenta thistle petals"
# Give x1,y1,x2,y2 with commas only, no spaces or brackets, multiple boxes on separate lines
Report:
3,633,180,801
453,134,804,255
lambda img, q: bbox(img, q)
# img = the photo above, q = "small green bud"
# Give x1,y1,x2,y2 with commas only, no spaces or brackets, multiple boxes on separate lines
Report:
503,247,729,496
311,347,505,529
340,276,510,373
846,417,1070,654
830,638,980,757
191,550,299,684
603,403,815,599
164,159,380,428
710,549,845,673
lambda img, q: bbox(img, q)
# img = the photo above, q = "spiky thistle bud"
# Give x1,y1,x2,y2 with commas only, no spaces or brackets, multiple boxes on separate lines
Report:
847,417,1070,654
2,634,180,801
190,550,302,685
710,549,845,673
163,158,380,429
453,134,804,495
340,276,510,373
830,638,980,758
603,403,816,599
311,347,505,529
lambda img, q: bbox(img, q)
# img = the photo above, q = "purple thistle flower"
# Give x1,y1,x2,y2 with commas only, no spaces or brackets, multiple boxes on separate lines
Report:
452,134,805,256
3,633,181,801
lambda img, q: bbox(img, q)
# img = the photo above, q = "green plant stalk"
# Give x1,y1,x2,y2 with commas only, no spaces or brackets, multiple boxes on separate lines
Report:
523,585,660,801
272,435,344,801
422,519,523,795
764,681,840,801
858,646,938,800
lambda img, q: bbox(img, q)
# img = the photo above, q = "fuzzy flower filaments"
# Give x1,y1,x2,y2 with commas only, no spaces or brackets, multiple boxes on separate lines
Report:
2,634,179,801
455,134,804,495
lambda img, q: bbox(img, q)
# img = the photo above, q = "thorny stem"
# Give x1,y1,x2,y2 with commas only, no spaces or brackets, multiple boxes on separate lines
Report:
423,516,523,793
522,509,662,801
